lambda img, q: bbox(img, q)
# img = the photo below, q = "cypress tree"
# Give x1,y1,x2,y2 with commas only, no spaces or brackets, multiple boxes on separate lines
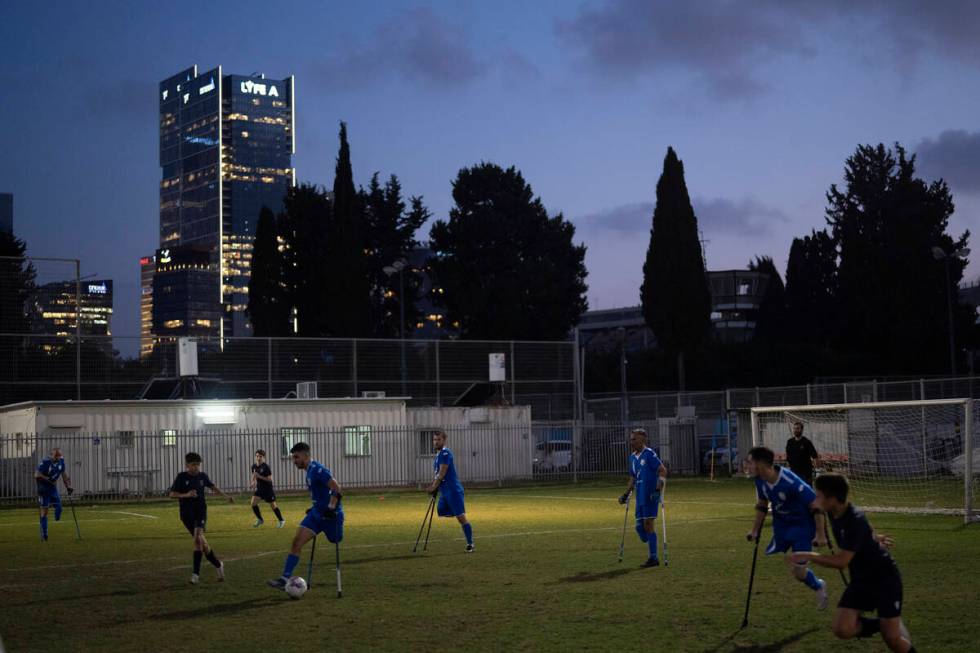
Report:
640,147,711,390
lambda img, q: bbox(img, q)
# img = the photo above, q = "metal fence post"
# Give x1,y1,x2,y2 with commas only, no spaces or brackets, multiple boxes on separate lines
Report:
435,340,441,407
267,338,273,399
75,258,81,400
964,399,973,524
352,339,358,397
510,341,516,405
806,383,812,405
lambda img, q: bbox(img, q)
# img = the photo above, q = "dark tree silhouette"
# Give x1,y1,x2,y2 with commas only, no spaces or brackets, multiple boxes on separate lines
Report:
640,147,711,390
430,163,588,340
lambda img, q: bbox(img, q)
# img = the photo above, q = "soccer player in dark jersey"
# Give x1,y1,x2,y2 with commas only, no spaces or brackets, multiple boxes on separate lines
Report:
791,473,916,653
618,428,667,567
746,446,829,610
785,421,820,485
169,452,234,584
425,430,474,552
34,448,73,541
267,442,344,590
250,449,285,528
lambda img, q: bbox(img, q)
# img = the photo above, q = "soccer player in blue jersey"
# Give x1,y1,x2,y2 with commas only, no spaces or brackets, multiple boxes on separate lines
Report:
425,430,474,552
791,474,916,652
618,428,667,567
746,446,829,609
169,452,234,584
34,448,73,541
267,442,344,590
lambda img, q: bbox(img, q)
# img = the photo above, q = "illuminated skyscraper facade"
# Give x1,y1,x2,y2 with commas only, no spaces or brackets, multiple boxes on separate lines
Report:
158,66,295,338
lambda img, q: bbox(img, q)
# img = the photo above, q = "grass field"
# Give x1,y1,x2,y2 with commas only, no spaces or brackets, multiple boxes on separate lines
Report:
1,478,977,652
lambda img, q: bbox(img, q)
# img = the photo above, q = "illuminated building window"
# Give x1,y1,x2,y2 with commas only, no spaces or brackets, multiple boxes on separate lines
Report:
194,319,212,327
241,131,249,138
164,319,184,329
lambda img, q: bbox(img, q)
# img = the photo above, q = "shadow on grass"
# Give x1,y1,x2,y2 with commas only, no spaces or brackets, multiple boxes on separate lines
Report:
14,585,194,608
152,597,281,621
704,627,819,653
344,553,423,566
554,568,643,583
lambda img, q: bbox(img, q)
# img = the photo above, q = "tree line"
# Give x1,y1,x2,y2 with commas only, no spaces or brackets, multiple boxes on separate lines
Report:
246,123,588,342
609,142,975,393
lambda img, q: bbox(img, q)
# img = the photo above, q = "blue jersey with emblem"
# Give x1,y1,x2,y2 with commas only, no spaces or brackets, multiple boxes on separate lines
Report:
434,447,464,495
36,457,66,493
307,460,342,516
755,466,816,535
630,447,663,507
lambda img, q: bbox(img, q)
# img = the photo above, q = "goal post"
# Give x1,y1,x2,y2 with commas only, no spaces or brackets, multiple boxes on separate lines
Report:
750,399,976,523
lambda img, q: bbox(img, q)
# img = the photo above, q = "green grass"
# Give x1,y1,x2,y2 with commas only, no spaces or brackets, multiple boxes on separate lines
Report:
1,479,976,652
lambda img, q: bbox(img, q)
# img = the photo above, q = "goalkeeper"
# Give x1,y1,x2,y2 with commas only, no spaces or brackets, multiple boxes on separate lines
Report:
791,473,916,653
618,428,666,567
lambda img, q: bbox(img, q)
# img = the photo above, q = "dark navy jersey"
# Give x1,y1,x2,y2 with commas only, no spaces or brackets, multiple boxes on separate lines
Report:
251,462,273,489
36,457,66,492
786,436,818,478
434,447,464,495
831,503,900,583
171,471,214,511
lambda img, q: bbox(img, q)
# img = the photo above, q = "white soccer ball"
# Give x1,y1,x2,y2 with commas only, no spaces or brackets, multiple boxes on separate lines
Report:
286,576,308,599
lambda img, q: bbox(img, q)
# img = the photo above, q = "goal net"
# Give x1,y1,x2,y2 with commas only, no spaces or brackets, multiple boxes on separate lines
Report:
751,399,977,522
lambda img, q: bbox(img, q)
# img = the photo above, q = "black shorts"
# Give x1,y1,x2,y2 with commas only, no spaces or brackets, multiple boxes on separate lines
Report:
838,573,903,619
253,486,276,502
180,508,207,535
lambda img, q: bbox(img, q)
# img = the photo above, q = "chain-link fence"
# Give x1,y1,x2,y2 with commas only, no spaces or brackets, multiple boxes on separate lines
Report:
3,421,703,502
0,334,578,419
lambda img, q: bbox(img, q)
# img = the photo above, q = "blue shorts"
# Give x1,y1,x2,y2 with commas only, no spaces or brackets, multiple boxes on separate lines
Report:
635,499,660,521
300,511,344,543
38,490,61,508
437,492,466,517
766,528,814,555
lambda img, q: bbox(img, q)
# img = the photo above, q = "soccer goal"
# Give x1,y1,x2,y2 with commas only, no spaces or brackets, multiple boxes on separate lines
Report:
751,399,977,523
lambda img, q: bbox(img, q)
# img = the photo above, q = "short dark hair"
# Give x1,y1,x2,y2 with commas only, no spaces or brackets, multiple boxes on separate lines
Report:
815,473,849,503
185,452,202,464
748,446,775,466
793,421,804,429
290,442,311,454
255,449,266,457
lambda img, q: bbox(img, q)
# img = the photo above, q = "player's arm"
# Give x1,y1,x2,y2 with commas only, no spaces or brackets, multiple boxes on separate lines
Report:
810,499,828,546
208,483,235,503
34,469,50,482
61,470,73,494
326,477,342,511
790,548,854,569
168,488,196,499
427,464,448,494
747,497,768,541
257,472,273,483
809,440,820,468
657,463,667,490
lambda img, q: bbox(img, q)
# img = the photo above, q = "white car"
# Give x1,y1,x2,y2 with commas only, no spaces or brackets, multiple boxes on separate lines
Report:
534,441,572,473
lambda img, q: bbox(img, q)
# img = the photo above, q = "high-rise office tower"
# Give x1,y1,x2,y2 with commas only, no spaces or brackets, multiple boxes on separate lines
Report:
139,255,155,358
158,66,295,339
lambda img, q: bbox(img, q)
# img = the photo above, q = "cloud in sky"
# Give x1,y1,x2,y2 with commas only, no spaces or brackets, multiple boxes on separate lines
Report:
314,7,538,89
576,196,787,237
915,129,980,194
556,0,980,99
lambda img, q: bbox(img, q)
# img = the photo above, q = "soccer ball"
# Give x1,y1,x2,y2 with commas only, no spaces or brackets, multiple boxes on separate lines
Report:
285,576,308,599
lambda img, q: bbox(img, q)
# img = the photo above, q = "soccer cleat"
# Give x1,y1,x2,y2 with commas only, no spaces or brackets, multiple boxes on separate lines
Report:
816,579,828,610
465,543,475,553
277,520,286,529
253,518,264,528
266,577,287,590
642,557,660,568
216,562,225,582
190,574,200,585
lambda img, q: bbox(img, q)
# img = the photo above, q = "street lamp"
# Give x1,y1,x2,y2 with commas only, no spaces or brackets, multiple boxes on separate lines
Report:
383,259,409,396
932,246,971,375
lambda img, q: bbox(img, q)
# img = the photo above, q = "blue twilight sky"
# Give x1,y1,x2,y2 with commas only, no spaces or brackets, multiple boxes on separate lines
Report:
3,0,980,355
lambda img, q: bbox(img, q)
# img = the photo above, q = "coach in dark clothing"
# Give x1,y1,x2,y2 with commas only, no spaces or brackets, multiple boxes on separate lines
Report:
786,422,819,485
